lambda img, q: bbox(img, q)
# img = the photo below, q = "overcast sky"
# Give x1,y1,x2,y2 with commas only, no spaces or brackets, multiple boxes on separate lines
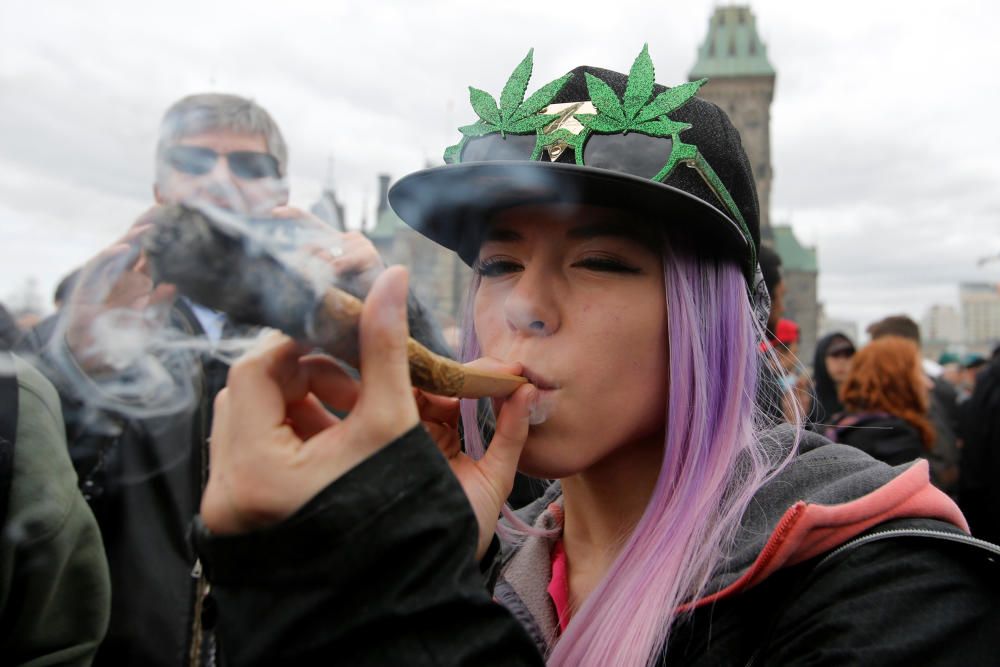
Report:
2,0,998,335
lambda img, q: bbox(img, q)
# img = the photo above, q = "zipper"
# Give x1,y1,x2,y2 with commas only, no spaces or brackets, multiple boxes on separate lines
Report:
179,305,215,667
818,528,1000,567
190,365,213,667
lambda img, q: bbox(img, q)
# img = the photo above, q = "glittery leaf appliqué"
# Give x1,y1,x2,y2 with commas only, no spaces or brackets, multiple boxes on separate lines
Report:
574,46,701,138
635,79,707,124
459,121,496,137
507,114,557,134
446,49,573,162
585,73,626,123
515,71,573,122
633,118,690,137
623,43,655,120
500,50,533,124
469,87,501,127
443,144,461,164
575,113,626,134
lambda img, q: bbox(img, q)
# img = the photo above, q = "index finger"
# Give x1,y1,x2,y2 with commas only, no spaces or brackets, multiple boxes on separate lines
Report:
225,333,311,435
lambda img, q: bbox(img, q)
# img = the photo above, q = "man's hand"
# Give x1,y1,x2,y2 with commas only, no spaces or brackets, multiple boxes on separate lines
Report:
64,207,176,373
271,205,386,296
200,266,420,535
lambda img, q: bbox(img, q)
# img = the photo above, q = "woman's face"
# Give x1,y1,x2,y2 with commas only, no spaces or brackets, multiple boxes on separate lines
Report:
473,205,668,479
825,345,853,385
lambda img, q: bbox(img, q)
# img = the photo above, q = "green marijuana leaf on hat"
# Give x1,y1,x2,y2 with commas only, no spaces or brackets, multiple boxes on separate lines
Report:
575,44,705,137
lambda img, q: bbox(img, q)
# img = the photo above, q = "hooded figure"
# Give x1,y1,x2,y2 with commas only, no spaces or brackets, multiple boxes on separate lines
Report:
806,332,855,428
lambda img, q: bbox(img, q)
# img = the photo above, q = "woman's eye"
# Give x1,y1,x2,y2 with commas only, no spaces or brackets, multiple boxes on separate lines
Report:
475,258,523,278
573,256,641,274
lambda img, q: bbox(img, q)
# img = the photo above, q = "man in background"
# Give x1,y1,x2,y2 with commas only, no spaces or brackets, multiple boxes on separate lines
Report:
22,93,448,666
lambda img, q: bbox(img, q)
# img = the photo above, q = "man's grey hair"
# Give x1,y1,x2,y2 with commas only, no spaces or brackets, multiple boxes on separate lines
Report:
155,93,288,182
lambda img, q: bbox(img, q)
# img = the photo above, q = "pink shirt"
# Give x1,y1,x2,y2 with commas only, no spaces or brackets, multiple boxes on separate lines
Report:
547,539,571,632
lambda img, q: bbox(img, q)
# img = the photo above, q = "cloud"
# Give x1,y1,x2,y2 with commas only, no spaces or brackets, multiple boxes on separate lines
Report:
1,0,998,333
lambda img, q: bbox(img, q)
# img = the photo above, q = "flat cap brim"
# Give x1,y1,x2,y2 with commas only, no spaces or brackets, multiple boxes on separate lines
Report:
388,161,750,267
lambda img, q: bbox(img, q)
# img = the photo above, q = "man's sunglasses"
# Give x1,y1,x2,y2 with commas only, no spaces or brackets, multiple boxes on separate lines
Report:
165,145,281,180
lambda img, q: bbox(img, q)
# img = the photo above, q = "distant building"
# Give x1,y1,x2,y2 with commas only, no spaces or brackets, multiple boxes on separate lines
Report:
772,224,818,361
689,4,775,231
960,283,1000,355
921,304,962,360
818,308,860,350
310,158,348,232
367,173,471,335
689,5,819,362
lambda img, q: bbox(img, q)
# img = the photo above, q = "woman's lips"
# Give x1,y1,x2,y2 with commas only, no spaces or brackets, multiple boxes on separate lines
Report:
521,366,559,391
520,366,559,425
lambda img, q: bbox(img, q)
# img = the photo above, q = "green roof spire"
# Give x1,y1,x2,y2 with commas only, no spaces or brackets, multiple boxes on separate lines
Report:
689,5,775,79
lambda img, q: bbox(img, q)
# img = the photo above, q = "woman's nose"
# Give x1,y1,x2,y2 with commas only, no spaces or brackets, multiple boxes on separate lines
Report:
504,270,559,336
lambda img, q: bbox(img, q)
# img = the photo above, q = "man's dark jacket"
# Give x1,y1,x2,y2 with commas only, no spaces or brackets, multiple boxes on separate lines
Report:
20,294,452,667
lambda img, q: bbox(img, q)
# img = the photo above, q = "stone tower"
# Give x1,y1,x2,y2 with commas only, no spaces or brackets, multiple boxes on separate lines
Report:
689,5,775,234
367,173,471,350
689,5,820,363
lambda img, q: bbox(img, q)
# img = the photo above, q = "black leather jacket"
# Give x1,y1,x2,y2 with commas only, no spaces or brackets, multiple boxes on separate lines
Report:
192,427,1000,666
20,293,452,667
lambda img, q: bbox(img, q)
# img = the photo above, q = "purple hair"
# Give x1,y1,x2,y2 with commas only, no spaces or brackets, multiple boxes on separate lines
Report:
460,241,798,666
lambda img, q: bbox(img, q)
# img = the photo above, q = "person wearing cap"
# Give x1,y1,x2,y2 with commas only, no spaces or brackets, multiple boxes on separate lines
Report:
190,48,998,665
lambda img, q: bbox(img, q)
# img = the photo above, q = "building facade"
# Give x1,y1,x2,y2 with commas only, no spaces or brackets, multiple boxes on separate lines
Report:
960,283,1000,355
367,173,471,345
689,4,820,363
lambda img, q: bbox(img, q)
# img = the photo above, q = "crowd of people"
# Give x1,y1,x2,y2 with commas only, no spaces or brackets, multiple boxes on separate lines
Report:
2,45,999,666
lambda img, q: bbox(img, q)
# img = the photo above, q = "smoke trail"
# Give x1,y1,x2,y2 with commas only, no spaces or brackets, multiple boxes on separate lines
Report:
44,198,349,420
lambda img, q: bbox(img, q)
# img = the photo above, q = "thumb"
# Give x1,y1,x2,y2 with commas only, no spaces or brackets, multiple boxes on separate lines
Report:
480,384,536,494
356,265,418,428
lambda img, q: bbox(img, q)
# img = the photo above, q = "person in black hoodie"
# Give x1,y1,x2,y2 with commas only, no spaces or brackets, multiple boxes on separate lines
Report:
19,93,451,667
804,332,855,429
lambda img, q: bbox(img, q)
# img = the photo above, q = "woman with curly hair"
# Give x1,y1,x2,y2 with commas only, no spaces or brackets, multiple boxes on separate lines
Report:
826,336,935,466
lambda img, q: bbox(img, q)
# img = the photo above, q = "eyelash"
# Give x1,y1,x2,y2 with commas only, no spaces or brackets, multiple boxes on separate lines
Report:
474,255,641,277
574,256,641,274
474,258,522,277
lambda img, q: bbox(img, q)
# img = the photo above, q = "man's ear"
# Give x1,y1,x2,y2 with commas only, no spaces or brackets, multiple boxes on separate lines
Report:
153,183,165,204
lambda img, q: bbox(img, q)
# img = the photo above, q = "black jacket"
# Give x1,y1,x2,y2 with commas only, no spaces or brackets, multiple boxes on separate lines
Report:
959,358,1000,543
20,293,452,667
192,426,1000,666
826,411,926,467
